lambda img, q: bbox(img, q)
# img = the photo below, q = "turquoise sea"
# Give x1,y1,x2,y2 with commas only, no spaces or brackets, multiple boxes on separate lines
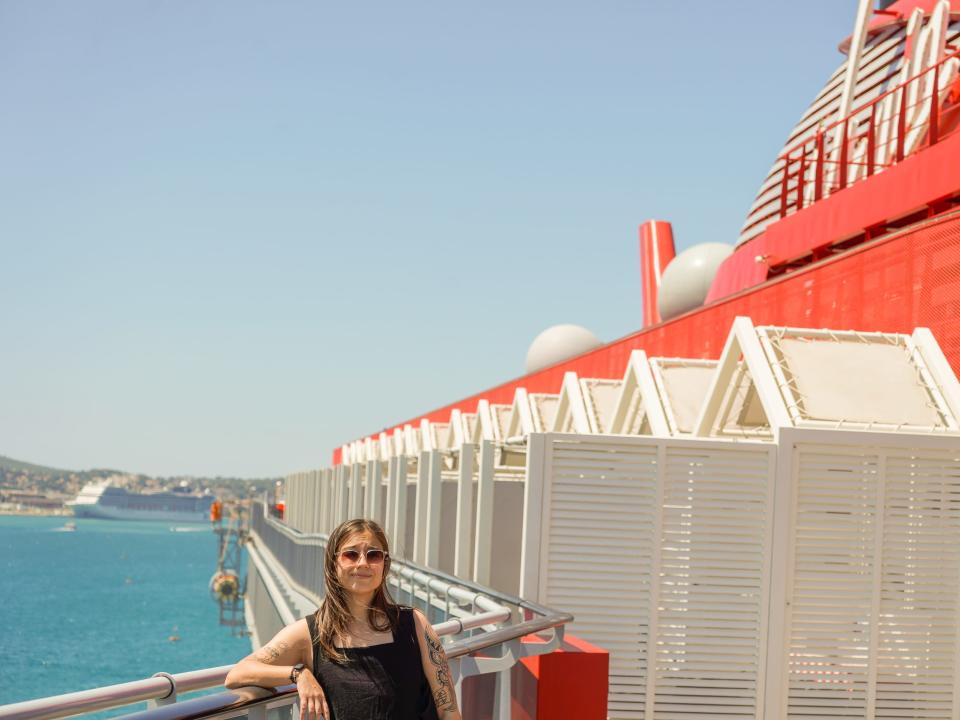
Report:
0,515,252,713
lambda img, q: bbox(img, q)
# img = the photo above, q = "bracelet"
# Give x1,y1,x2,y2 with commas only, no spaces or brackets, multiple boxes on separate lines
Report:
290,663,305,684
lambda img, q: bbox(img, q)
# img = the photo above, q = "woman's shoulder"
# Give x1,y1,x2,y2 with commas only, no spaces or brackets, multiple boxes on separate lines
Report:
298,614,318,640
391,605,419,628
403,606,427,622
397,606,432,635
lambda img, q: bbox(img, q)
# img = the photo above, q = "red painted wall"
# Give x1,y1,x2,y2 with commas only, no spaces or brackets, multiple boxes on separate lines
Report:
708,128,960,303
335,210,960,463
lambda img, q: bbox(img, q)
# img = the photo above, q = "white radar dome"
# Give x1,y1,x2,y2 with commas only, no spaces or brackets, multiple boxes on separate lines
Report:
525,324,603,374
657,242,733,321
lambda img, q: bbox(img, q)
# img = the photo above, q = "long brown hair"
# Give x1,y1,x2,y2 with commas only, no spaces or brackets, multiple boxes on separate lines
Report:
313,518,399,663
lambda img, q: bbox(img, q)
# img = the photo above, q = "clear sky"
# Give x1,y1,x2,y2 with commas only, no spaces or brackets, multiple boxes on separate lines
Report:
1,1,859,478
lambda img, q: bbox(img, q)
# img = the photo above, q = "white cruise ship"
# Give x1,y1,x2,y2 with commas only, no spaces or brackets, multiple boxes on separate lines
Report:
67,481,215,522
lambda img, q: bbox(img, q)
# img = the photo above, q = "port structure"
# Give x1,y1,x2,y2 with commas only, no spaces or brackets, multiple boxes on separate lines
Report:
209,501,249,637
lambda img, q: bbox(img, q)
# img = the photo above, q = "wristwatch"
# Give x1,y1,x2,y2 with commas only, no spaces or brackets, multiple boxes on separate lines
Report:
289,663,305,684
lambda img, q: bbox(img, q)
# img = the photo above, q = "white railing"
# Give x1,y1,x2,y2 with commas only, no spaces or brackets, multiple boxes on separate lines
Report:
0,503,572,720
0,666,233,720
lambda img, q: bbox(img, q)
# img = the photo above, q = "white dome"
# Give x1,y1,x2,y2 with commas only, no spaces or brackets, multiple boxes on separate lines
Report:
525,324,602,373
657,242,733,321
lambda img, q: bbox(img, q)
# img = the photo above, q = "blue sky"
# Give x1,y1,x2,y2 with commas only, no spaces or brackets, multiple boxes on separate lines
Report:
1,1,858,477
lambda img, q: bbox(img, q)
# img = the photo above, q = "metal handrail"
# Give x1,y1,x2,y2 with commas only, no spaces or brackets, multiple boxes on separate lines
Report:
115,687,288,720
773,47,960,221
259,507,560,620
780,47,960,163
109,604,576,720
0,607,573,720
248,513,514,636
252,505,515,629
0,666,233,720
0,507,573,720
255,504,575,643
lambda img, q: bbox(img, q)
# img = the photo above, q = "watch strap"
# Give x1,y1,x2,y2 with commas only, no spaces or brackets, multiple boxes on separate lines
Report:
289,663,305,684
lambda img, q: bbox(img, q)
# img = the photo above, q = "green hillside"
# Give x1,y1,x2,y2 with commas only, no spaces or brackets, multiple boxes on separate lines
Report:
0,455,72,475
0,453,278,501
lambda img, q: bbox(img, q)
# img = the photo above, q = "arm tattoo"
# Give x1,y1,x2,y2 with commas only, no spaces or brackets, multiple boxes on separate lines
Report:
254,640,289,664
424,630,458,712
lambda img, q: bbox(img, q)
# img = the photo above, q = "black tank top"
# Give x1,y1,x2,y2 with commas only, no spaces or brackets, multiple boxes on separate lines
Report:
304,607,439,720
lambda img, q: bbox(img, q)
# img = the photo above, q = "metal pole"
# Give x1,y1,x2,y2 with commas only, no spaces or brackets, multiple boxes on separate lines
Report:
930,62,940,145
839,119,849,191
814,131,825,201
780,155,790,218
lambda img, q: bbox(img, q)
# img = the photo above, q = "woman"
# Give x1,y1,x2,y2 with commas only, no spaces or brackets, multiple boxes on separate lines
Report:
225,518,461,720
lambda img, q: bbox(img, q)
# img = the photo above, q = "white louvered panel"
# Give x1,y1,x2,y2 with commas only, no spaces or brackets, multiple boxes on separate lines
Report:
788,450,879,719
651,446,772,720
874,452,960,720
543,436,661,719
787,446,960,719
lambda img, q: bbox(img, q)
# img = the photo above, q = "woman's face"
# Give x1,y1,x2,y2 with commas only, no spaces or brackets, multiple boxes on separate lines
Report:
335,530,386,598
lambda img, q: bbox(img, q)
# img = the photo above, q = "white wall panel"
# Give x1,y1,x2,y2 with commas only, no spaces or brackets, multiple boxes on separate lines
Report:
780,433,960,720
531,433,774,720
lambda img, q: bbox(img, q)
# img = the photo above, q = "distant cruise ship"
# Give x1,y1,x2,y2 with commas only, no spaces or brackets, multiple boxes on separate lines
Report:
67,481,215,522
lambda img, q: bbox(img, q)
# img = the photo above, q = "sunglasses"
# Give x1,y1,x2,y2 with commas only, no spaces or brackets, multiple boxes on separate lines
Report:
338,548,388,565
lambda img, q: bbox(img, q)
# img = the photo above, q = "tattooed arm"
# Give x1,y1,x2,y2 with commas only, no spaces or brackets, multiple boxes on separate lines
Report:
224,619,312,689
412,609,462,720
226,619,329,720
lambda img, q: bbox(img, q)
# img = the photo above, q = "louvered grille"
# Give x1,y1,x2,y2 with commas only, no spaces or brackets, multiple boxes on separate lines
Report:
875,453,960,719
789,451,879,717
544,437,660,719
652,447,771,720
540,436,774,719
788,446,960,719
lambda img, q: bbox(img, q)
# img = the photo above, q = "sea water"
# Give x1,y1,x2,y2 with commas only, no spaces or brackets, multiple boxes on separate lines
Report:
0,515,253,714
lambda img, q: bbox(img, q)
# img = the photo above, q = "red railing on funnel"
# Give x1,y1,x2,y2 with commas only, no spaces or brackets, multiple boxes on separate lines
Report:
777,48,960,220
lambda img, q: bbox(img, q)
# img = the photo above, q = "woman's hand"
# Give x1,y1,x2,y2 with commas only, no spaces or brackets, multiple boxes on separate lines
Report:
296,669,329,720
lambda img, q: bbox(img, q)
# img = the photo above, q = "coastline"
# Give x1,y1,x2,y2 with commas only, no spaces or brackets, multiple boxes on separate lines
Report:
0,506,72,517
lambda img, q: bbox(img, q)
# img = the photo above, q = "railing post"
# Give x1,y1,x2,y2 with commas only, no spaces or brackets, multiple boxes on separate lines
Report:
897,85,907,162
796,150,806,212
838,118,849,190
473,440,495,585
349,461,363,518
779,154,790,218
424,450,443,568
312,470,321,534
454,443,476,578
814,131,824,202
366,458,379,520
492,667,512,720
930,62,940,146
520,434,546,600
385,456,398,541
414,450,431,563
449,657,463,707
322,468,332,534
337,464,349,527
867,102,876,176
393,457,408,558
147,673,176,708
